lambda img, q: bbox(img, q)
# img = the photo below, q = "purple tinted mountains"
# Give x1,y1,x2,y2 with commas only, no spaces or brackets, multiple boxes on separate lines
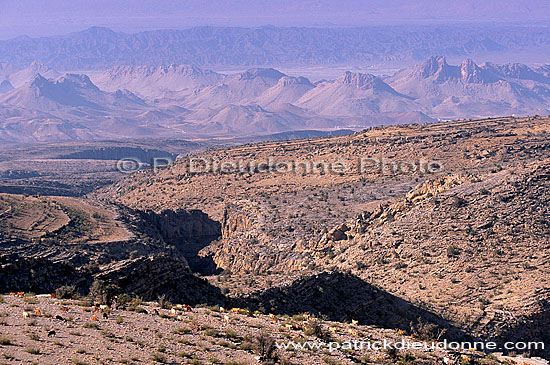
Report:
0,57,549,143
1,25,550,70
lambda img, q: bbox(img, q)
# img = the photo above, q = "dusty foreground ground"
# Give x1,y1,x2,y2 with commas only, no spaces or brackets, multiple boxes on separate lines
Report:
0,294,510,365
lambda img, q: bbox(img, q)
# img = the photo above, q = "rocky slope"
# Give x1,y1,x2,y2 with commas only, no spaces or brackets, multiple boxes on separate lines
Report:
312,162,550,348
0,194,225,305
106,116,550,357
0,293,467,365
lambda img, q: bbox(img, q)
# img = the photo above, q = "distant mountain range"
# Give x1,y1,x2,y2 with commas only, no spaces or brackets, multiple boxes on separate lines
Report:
0,57,549,143
2,25,550,70
387,57,550,119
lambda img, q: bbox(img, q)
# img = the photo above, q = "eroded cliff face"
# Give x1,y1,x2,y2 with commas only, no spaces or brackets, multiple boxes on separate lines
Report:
137,209,221,274
201,175,473,274
315,174,471,249
221,206,253,239
140,209,221,241
200,201,317,274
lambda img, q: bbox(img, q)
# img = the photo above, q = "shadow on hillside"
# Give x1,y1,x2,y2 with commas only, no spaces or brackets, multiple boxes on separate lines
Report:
0,251,228,306
0,253,87,294
136,208,222,275
239,271,471,341
95,253,227,306
499,296,550,359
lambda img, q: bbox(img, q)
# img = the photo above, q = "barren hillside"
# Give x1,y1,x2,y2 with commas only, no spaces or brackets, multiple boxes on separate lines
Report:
102,116,550,356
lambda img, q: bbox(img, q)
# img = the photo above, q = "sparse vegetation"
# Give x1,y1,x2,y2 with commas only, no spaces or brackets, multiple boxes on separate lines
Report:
150,352,167,363
56,285,79,299
0,116,549,363
253,332,278,362
83,322,100,330
90,279,118,304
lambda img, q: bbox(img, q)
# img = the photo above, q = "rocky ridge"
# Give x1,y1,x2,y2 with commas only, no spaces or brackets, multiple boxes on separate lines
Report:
107,116,550,356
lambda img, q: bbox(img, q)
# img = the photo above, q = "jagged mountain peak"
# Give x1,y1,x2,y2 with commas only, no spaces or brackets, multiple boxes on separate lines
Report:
237,68,286,81
413,56,460,81
113,89,146,104
337,71,393,92
55,74,99,90
460,58,478,70
29,73,50,87
419,56,447,73
276,76,314,87
2,71,148,111
483,62,550,83
28,73,100,93
460,58,501,83
26,61,53,73
391,56,506,86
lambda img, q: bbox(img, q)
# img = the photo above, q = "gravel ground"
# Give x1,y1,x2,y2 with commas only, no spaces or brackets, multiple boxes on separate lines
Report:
0,293,461,364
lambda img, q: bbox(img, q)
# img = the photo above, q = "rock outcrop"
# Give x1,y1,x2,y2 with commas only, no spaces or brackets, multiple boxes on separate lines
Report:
137,208,221,274
0,200,225,304
0,253,86,294
96,254,225,305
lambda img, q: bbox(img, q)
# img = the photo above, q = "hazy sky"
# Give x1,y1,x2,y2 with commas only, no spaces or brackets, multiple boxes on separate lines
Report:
1,0,550,39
